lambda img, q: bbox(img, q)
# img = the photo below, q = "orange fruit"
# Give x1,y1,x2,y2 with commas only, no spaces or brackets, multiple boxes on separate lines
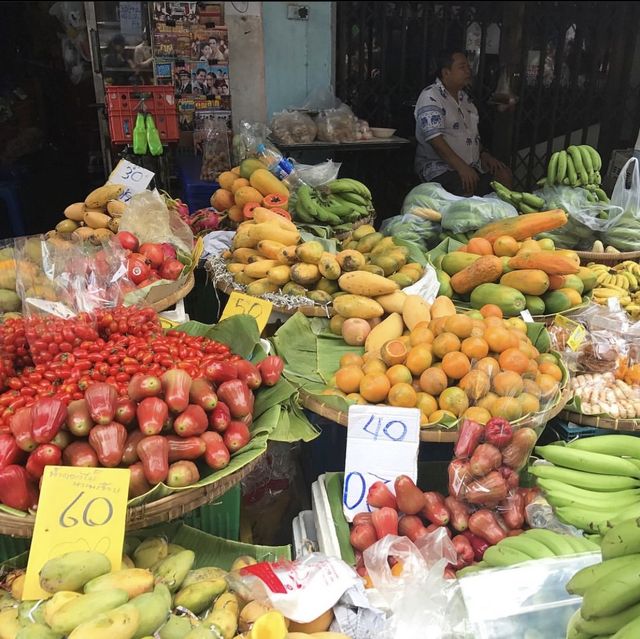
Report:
484,326,512,353
539,361,563,382
346,393,367,405
441,352,471,380
388,383,417,408
217,171,237,191
429,317,448,336
459,369,491,401
212,188,235,211
498,347,530,374
475,356,501,379
386,364,413,386
335,365,365,394
432,332,461,359
492,370,525,397
419,367,449,395
230,177,250,193
490,397,523,421
493,235,519,257
340,353,364,368
507,330,522,349
507,317,528,334
477,391,499,411
381,339,409,366
362,358,387,375
359,373,391,403
537,353,558,366
536,373,559,399
480,304,503,319
518,392,540,415
438,387,469,417
524,359,539,379
523,379,542,398
410,322,434,346
405,344,433,376
412,378,423,393
463,406,492,424
444,315,473,339
416,392,438,416
461,336,489,360
428,409,457,423
470,319,486,337
467,237,494,255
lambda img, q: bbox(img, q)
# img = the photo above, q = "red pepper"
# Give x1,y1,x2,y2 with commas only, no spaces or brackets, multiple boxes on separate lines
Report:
454,419,484,458
129,461,152,498
257,356,283,387
174,405,208,438
367,481,397,510
167,435,206,462
216,379,253,419
137,397,169,436
84,383,117,425
88,421,127,467
223,421,251,452
115,397,137,426
0,465,38,511
161,369,192,413
209,402,231,432
189,378,218,411
0,433,23,469
167,460,200,488
203,361,238,386
62,441,98,467
30,397,66,444
201,431,230,470
484,417,513,449
122,430,146,465
9,406,36,452
137,435,169,484
235,360,262,390
127,373,162,402
371,506,399,540
66,399,93,437
26,444,62,479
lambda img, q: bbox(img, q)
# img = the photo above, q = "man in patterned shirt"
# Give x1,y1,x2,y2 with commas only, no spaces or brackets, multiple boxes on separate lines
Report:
414,49,512,196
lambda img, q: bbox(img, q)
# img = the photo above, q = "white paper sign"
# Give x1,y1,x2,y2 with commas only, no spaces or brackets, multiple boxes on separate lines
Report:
108,159,155,203
343,405,420,522
119,2,142,36
520,310,535,323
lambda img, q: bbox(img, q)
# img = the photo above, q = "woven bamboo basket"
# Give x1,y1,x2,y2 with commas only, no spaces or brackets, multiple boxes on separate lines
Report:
300,386,570,443
575,250,640,266
147,272,196,312
559,409,640,432
0,455,262,538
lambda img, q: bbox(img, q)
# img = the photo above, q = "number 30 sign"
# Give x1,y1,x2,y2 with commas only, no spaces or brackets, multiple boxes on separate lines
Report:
342,405,420,521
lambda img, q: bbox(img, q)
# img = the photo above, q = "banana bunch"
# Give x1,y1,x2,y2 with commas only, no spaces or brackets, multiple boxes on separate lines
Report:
566,517,640,637
294,179,373,226
491,181,546,213
531,435,640,534
588,261,640,317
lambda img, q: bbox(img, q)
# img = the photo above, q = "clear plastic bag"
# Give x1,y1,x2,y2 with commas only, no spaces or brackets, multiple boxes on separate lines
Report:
380,213,441,249
232,120,271,165
602,157,640,250
315,105,357,143
196,119,231,181
301,86,343,111
292,159,341,187
270,110,317,145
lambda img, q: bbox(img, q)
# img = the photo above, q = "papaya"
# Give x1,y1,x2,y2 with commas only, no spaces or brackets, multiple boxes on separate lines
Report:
577,266,597,292
239,158,266,179
558,274,584,294
524,295,546,316
332,295,384,319
557,287,583,306
338,271,398,297
507,251,579,275
542,290,573,314
441,252,481,276
249,169,289,198
450,255,503,295
470,283,526,317
499,269,550,296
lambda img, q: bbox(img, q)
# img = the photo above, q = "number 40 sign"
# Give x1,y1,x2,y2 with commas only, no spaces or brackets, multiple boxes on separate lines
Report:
342,405,420,521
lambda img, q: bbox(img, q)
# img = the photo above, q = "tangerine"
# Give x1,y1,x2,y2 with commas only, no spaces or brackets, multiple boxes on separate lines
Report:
523,379,542,398
475,356,501,379
386,364,413,386
438,387,469,417
518,392,540,415
381,339,409,366
477,391,499,411
538,361,563,382
359,374,391,403
388,382,418,408
428,409,457,423
524,359,539,379
461,336,489,360
419,367,449,395
480,304,503,319
444,314,474,339
335,365,365,394
463,406,492,424
498,347,530,374
537,353,558,366
459,369,491,401
416,392,438,416
410,322,434,346
507,317,528,334
362,358,387,375
405,344,433,376
492,370,525,397
340,353,364,368
484,326,512,353
441,352,471,379
429,317,448,336
490,397,523,421
467,237,494,255
536,373,559,399
432,332,461,359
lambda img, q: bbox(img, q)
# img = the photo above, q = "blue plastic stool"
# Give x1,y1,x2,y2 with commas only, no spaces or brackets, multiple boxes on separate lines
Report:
0,181,25,237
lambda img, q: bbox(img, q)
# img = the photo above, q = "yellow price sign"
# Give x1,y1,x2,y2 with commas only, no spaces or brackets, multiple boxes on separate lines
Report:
219,292,273,333
23,466,130,600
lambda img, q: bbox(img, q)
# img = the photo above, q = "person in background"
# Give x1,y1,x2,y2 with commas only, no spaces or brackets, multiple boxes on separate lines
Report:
192,67,208,95
105,34,128,69
414,48,512,196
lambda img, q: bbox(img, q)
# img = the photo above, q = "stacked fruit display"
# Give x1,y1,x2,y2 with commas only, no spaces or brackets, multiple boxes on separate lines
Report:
531,435,640,534
434,211,595,317
568,372,640,420
566,517,640,638
586,260,640,318
327,295,563,425
293,179,374,227
224,217,423,305
212,159,290,224
0,543,347,639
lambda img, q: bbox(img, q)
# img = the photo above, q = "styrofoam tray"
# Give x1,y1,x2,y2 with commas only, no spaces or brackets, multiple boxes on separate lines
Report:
292,510,318,558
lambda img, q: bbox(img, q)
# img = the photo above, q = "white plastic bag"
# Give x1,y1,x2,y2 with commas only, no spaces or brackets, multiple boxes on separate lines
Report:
293,159,341,187
610,157,640,219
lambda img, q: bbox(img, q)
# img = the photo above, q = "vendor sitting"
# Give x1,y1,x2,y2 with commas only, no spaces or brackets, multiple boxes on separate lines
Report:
414,48,513,197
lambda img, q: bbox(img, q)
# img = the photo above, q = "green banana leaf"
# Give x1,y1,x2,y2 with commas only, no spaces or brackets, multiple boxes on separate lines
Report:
324,472,355,565
427,237,465,267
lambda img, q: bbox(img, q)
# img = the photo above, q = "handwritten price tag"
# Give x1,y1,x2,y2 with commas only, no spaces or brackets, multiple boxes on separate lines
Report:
219,292,273,333
342,405,420,522
108,159,155,203
23,466,130,600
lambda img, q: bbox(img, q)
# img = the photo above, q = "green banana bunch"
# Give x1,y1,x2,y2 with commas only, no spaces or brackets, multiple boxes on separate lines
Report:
544,144,602,189
491,180,546,213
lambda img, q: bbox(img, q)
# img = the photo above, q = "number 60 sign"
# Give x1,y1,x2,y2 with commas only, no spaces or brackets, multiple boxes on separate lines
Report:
342,405,420,521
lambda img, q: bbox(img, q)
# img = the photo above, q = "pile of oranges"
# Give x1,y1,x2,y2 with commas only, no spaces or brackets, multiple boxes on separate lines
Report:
326,303,563,426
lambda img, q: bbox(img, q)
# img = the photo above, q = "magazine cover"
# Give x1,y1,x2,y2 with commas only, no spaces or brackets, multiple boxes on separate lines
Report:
196,2,224,26
153,31,177,58
173,60,193,97
153,2,199,26
177,97,196,131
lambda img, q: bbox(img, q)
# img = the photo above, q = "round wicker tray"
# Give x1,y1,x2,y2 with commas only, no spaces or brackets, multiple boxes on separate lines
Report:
148,272,196,313
559,409,640,432
575,250,640,266
0,454,262,538
300,386,571,443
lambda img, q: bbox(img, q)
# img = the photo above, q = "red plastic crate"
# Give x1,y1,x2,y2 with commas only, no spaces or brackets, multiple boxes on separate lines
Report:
105,86,179,145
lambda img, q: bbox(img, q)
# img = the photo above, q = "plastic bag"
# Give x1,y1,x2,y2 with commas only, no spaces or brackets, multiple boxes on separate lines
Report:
292,159,341,187
232,120,271,164
196,118,231,181
315,104,357,143
380,213,441,249
602,157,640,250
355,119,373,141
119,190,194,257
270,110,317,145
301,86,343,111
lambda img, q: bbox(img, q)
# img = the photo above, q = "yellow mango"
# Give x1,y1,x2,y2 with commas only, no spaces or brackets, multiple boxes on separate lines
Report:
290,263,321,287
43,592,82,627
50,589,129,634
249,169,289,198
244,260,280,279
430,296,457,319
375,290,407,314
318,255,341,280
246,278,279,296
257,240,287,260
402,295,432,330
365,312,404,354
288,610,333,633
67,604,139,639
232,248,261,264
277,245,298,265
295,242,324,265
0,607,21,639
338,271,398,297
84,568,154,598
267,265,291,286
336,250,365,272
333,294,384,319
247,224,300,246
203,608,238,639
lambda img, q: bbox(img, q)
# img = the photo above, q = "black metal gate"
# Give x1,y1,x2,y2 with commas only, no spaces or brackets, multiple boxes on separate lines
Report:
336,1,640,192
